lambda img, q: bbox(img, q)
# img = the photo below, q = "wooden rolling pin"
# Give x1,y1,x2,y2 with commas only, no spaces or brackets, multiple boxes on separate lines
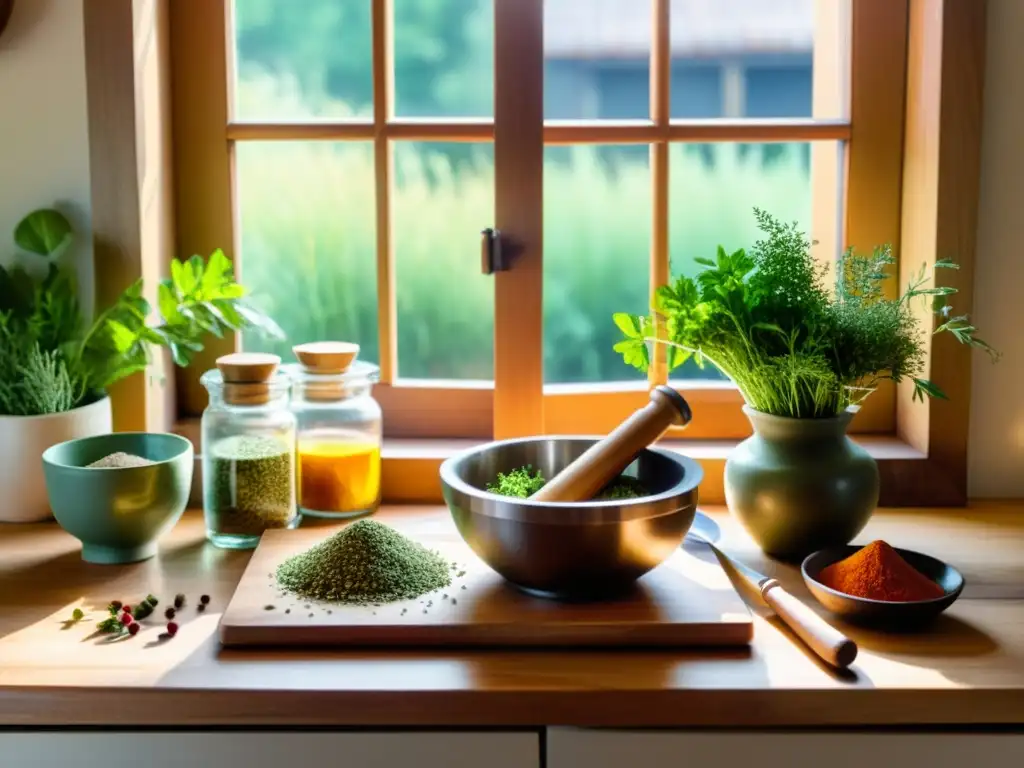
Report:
531,385,692,502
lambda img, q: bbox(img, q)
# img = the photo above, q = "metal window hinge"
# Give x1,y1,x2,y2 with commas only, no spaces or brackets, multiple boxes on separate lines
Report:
480,228,506,275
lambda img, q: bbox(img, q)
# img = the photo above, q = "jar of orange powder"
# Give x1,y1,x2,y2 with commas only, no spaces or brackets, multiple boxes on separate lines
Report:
288,342,382,519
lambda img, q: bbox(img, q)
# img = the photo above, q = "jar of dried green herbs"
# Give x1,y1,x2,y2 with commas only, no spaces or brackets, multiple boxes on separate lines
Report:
201,353,297,549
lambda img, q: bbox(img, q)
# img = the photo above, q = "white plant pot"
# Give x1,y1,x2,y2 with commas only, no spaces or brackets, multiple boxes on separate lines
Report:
0,396,113,523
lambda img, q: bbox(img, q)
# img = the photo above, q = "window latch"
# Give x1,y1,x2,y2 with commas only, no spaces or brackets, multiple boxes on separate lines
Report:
480,228,506,275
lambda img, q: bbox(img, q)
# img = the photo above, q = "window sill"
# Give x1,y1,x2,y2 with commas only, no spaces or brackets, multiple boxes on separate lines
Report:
174,420,933,507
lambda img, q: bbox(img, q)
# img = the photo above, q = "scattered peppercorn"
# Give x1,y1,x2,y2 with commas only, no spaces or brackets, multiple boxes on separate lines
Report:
165,607,176,620
128,623,140,636
120,613,132,626
200,595,211,605
110,600,123,612
264,605,275,611
71,608,84,621
174,594,185,608
166,622,179,637
121,605,132,615
197,604,206,613
285,608,291,614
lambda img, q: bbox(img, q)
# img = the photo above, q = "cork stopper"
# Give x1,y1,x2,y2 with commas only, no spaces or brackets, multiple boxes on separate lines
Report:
216,352,281,405
292,342,359,402
294,342,359,374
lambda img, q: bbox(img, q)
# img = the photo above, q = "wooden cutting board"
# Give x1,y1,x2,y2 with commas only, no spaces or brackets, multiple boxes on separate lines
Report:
219,517,753,648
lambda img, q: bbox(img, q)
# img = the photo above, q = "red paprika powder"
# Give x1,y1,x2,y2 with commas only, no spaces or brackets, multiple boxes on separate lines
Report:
818,540,944,602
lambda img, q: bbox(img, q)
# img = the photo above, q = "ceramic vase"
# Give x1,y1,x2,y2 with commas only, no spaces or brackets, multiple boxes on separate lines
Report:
0,396,113,523
725,405,879,560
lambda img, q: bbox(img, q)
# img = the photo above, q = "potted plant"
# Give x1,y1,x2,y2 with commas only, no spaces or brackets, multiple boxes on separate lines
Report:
613,209,997,559
0,208,281,523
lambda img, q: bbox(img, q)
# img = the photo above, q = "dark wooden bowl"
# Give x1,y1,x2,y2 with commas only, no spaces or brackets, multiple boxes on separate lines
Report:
801,545,964,629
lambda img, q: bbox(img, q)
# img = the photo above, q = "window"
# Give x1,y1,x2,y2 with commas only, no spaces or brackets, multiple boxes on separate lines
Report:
172,0,906,442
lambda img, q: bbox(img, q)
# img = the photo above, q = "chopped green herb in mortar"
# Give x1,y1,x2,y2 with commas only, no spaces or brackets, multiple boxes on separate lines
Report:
596,475,648,499
487,466,649,500
276,520,452,604
486,466,546,497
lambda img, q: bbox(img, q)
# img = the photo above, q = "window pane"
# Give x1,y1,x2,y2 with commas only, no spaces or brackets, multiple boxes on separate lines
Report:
393,142,494,380
393,0,494,118
544,0,651,120
544,145,650,385
670,0,849,119
668,142,817,382
238,142,378,361
233,0,373,120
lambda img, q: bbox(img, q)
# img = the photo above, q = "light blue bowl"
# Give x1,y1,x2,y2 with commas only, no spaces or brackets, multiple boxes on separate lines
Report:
42,432,194,564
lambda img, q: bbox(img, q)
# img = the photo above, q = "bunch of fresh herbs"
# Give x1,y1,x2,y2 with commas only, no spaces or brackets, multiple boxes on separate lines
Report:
0,208,282,416
613,209,998,418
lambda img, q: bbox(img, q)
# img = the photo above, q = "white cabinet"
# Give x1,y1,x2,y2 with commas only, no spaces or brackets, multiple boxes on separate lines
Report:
547,729,1024,768
0,732,540,768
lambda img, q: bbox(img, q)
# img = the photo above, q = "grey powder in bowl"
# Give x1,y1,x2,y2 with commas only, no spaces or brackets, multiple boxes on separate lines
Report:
87,452,156,469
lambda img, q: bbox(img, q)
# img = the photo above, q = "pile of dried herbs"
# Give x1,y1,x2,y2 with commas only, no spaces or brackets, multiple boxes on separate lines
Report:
276,520,452,604
487,466,648,500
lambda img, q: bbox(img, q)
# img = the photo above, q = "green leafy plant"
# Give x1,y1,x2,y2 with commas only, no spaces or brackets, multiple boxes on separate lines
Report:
0,208,283,416
613,209,999,419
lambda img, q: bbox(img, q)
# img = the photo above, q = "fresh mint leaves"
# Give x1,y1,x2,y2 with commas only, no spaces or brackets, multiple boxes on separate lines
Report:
0,208,283,416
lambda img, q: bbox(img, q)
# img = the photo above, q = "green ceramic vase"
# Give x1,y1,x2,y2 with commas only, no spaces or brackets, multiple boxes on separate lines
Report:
725,406,879,560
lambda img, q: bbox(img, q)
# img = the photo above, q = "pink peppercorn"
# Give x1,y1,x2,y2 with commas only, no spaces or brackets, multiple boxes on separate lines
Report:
128,623,140,636
166,622,179,637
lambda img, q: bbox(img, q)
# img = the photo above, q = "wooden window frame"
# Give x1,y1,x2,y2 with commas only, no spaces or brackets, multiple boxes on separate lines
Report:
85,0,987,506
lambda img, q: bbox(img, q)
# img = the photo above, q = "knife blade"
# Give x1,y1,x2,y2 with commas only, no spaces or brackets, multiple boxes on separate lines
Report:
686,511,858,669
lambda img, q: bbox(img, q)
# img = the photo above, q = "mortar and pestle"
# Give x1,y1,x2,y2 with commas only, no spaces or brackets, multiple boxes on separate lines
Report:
440,384,857,667
440,385,700,599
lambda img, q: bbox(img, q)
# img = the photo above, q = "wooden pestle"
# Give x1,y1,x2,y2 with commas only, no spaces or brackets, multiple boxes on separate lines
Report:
530,385,692,502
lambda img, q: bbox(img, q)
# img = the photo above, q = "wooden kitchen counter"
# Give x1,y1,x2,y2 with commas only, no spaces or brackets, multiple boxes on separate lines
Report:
1,504,1023,728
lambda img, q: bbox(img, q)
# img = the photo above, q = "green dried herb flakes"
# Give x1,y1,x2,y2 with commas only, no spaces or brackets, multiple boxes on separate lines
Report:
276,520,452,605
487,466,648,500
205,434,294,535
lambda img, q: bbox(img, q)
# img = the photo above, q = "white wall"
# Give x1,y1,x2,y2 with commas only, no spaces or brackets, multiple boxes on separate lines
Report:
0,0,92,307
969,0,1024,497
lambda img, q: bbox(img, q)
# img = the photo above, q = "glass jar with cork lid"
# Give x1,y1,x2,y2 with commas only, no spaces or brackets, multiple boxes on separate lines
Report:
288,342,382,519
200,352,298,549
